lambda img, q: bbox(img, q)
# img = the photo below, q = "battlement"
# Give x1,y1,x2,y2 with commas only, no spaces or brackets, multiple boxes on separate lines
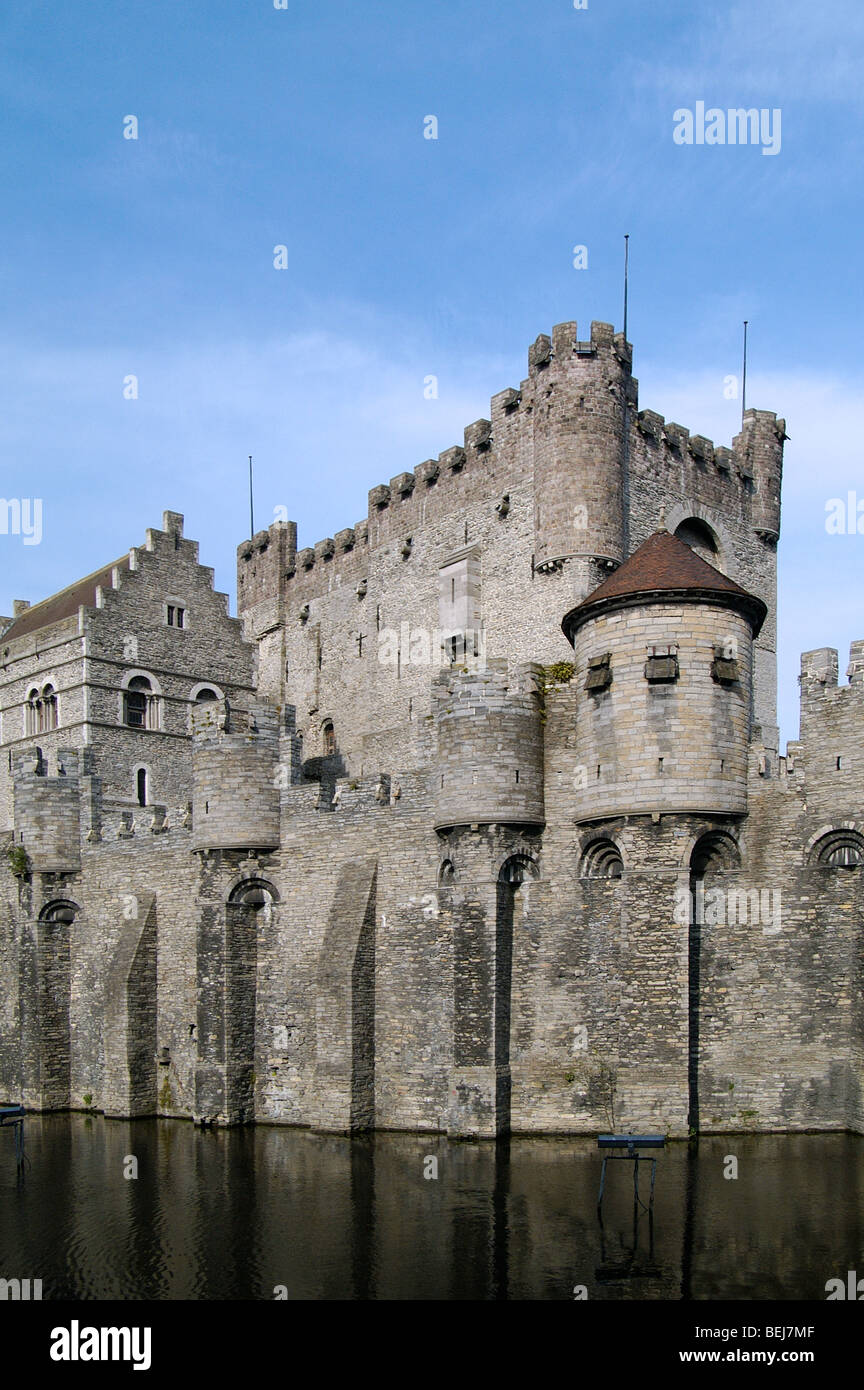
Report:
243,320,783,612
800,643,864,697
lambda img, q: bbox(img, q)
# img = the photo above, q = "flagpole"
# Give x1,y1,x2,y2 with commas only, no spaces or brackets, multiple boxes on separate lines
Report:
623,234,630,341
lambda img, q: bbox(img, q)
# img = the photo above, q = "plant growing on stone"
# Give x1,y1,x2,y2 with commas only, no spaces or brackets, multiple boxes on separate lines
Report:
6,845,31,880
545,660,576,686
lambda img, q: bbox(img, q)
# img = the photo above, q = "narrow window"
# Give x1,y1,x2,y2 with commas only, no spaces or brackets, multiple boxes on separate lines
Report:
167,605,175,627
322,721,336,755
25,689,39,736
42,685,58,730
176,607,185,629
137,768,147,806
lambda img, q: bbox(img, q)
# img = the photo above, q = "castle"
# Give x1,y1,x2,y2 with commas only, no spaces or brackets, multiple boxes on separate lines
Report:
1,317,862,1138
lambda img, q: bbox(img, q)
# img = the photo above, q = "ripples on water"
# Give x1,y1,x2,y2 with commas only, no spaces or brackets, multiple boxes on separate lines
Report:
1,1116,862,1299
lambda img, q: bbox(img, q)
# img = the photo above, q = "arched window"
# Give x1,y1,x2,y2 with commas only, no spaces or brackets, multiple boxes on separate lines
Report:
228,879,278,911
580,839,624,879
136,768,148,807
39,899,78,925
674,517,721,568
498,854,539,887
322,720,336,755
195,687,219,703
124,675,160,730
438,859,455,886
41,684,58,731
25,688,40,736
811,830,864,869
689,830,740,879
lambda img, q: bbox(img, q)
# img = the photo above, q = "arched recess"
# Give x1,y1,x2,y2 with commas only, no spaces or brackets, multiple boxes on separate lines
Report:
579,837,624,879
808,828,864,868
664,502,735,578
190,681,224,705
685,830,740,1134
19,900,78,1110
220,878,279,1124
493,854,539,1136
438,858,456,886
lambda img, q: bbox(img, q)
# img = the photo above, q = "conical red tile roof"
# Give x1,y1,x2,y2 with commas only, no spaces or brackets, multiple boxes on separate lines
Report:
562,530,767,640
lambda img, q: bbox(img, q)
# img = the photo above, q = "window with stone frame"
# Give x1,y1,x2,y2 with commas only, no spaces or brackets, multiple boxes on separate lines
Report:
124,675,160,730
644,644,679,683
585,652,612,691
711,636,740,684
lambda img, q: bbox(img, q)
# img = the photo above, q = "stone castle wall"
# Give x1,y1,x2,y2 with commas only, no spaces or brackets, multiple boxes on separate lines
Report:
1,321,861,1140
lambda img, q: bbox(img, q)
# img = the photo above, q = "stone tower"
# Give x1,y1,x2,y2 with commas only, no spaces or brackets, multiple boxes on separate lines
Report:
561,530,767,821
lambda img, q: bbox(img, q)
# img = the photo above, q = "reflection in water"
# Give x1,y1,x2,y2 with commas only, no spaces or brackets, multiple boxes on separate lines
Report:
1,1116,862,1300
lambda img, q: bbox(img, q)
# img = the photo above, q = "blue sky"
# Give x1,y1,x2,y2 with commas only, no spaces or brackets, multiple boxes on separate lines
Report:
0,0,862,745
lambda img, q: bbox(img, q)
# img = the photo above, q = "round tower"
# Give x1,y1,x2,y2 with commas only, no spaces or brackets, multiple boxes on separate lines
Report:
432,660,545,831
561,531,766,822
192,699,280,850
531,320,634,572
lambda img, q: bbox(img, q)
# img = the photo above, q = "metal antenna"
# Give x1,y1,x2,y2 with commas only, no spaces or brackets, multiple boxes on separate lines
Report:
249,455,254,540
741,321,748,422
623,234,630,341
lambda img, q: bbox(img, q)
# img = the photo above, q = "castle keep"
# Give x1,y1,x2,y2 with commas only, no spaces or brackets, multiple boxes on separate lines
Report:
1,318,862,1138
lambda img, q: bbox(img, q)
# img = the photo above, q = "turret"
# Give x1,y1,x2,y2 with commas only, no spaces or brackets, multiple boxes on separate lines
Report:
13,747,82,872
561,532,766,822
236,518,297,618
733,408,785,540
531,320,635,572
191,698,280,849
432,660,545,830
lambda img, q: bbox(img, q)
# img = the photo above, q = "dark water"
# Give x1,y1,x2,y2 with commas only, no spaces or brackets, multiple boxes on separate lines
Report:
1,1116,862,1300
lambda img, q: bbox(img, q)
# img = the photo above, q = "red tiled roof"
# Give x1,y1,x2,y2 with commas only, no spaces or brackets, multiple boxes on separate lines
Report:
1,555,131,643
562,530,767,640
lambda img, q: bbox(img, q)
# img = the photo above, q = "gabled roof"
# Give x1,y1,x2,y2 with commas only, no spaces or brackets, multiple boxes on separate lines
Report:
562,530,767,641
1,555,131,644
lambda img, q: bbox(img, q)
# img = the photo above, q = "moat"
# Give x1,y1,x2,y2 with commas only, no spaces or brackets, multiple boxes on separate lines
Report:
1,1115,862,1300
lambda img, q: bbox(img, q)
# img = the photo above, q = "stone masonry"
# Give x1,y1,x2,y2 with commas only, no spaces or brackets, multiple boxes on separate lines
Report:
0,317,861,1138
